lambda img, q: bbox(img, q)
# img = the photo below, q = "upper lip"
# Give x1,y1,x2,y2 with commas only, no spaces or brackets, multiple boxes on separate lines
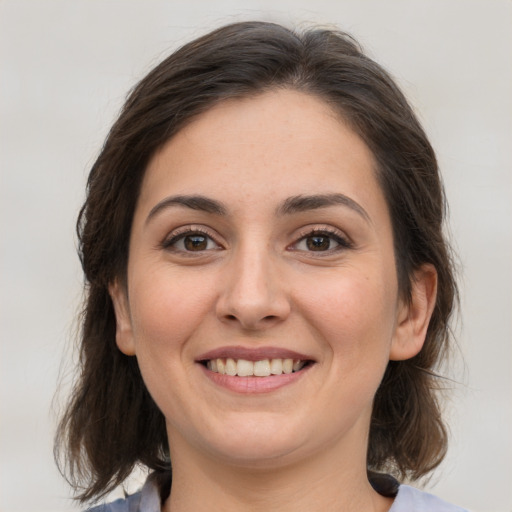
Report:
196,346,314,362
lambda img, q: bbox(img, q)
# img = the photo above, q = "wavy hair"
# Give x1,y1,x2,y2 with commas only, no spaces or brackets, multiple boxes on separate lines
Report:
55,21,458,502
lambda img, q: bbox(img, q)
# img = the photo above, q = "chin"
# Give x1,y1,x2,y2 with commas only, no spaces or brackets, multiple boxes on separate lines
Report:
207,438,305,469
173,412,311,468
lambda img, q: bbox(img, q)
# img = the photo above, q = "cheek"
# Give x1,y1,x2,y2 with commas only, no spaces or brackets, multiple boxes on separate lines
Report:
128,265,216,353
126,268,218,414
296,267,398,362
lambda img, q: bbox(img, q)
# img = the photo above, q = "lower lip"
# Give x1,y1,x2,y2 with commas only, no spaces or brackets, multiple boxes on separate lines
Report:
199,364,312,393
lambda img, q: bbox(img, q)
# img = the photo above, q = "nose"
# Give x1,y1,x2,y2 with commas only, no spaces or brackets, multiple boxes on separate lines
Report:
215,245,291,331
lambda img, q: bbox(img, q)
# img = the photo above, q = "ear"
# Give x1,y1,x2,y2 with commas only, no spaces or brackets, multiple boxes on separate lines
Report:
390,264,438,361
109,279,136,356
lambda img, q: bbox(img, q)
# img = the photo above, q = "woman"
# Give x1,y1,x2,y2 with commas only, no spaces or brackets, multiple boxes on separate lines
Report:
56,21,465,511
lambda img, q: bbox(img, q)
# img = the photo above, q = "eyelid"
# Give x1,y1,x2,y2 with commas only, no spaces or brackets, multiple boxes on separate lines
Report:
288,225,353,252
160,225,224,251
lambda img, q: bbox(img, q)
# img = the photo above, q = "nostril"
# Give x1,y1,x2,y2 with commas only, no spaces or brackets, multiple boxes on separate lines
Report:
222,313,280,328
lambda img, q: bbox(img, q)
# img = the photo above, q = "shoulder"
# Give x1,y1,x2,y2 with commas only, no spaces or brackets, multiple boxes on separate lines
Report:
86,477,161,512
391,484,469,512
86,492,141,512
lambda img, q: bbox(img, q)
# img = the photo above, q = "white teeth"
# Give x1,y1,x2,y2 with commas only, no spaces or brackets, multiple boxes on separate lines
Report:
292,359,303,372
253,359,271,377
270,358,283,375
217,358,226,374
225,358,237,376
236,359,254,377
207,357,307,376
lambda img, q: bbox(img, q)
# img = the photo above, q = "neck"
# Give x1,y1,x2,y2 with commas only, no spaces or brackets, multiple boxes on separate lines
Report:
163,433,393,512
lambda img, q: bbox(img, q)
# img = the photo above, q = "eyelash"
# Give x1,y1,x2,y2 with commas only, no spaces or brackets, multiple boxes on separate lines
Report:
161,227,222,254
290,228,353,254
160,226,353,255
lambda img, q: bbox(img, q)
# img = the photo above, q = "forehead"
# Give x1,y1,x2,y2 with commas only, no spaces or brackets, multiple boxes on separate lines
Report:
138,89,386,220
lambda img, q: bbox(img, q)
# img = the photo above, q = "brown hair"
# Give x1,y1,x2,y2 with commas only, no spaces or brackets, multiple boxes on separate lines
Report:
55,21,457,502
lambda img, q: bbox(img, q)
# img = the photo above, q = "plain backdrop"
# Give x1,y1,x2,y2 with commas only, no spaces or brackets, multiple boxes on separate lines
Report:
1,1,511,511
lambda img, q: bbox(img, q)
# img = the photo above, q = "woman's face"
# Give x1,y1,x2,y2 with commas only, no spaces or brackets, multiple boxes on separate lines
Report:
111,90,432,470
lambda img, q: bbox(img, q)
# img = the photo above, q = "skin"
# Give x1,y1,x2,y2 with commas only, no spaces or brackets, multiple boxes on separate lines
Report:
110,89,437,512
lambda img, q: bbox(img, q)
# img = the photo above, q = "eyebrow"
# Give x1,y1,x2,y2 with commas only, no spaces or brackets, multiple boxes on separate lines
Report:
145,192,370,224
146,195,227,224
277,194,371,223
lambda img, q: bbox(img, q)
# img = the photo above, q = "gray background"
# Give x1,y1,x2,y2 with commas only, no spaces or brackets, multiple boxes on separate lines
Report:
1,1,511,511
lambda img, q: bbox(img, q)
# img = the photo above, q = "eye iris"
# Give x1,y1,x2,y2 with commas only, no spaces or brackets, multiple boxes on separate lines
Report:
184,235,208,251
306,235,330,251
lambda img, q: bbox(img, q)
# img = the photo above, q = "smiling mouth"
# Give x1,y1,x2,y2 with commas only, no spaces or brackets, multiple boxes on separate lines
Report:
202,358,312,377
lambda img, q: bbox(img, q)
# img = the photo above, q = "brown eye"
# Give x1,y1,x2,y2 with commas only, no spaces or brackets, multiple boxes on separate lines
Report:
306,235,331,251
163,231,221,253
183,235,208,251
292,230,351,254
